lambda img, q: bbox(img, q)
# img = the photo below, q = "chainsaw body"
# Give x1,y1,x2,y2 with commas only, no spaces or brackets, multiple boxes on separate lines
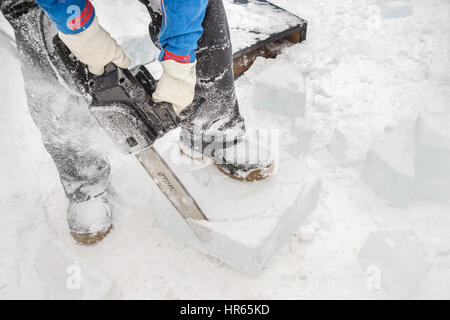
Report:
53,35,179,155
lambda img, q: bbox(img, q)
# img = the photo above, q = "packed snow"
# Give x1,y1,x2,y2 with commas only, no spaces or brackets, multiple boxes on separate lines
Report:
358,230,430,296
1,0,450,299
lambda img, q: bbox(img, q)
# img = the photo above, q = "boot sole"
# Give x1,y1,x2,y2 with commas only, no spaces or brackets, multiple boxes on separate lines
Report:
179,146,205,162
180,147,274,182
214,162,274,182
71,225,112,245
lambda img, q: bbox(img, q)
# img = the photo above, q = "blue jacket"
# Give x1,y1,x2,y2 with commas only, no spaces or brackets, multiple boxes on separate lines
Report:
35,0,208,63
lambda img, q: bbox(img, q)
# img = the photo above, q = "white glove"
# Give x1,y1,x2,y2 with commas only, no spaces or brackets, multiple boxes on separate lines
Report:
152,60,197,115
58,16,131,75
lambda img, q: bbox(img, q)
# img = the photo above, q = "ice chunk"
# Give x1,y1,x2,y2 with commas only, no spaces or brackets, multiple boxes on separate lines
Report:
121,35,160,68
252,63,306,117
284,127,315,158
149,130,321,274
415,113,450,202
328,129,347,165
361,120,415,207
377,0,413,19
358,230,431,296
33,241,111,299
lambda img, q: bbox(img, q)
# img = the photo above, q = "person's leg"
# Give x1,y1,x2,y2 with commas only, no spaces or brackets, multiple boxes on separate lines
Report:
140,0,273,181
138,0,162,48
1,0,112,243
179,0,246,143
140,0,245,149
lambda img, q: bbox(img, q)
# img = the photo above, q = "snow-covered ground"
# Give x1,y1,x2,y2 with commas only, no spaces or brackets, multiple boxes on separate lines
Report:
1,0,449,299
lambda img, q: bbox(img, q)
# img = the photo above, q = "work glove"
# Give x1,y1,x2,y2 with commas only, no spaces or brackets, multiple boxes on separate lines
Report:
58,16,131,75
152,60,197,115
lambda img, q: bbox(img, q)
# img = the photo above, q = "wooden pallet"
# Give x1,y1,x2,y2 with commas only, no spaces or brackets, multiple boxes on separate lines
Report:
227,0,308,76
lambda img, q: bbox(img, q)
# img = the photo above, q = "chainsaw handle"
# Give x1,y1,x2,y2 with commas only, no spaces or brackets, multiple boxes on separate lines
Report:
104,63,117,73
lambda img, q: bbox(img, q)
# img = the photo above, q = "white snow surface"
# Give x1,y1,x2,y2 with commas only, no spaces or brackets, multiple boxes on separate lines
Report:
1,0,450,299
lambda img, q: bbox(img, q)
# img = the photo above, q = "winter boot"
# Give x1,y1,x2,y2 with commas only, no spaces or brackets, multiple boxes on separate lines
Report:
179,129,275,182
212,137,275,182
67,191,113,245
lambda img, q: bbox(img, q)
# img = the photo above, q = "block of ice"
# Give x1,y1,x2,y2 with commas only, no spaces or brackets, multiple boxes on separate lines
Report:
148,129,321,274
328,129,347,165
358,230,431,296
121,35,160,68
252,63,306,117
33,241,111,299
361,120,415,207
377,0,413,19
284,126,315,158
415,113,450,202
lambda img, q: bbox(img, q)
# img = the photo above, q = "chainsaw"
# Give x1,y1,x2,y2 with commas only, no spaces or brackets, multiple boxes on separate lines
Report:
53,35,207,222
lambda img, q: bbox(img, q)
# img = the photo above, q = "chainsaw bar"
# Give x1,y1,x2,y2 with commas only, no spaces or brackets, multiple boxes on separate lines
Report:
137,147,207,220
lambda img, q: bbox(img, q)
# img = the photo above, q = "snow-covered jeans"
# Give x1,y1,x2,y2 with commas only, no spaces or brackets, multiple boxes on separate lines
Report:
0,0,245,202
140,0,246,151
